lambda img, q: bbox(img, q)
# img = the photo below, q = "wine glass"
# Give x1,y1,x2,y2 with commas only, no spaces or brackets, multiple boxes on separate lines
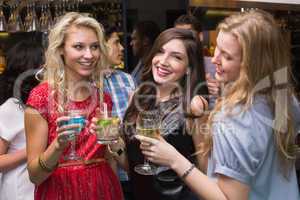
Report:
59,109,86,161
134,109,161,175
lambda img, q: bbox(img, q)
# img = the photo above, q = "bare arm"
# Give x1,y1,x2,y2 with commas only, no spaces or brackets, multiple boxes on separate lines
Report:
171,151,249,200
136,135,250,200
25,107,67,185
0,137,26,172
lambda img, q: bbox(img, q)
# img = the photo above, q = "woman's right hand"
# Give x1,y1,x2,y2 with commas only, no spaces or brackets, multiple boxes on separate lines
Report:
136,135,181,168
55,116,78,150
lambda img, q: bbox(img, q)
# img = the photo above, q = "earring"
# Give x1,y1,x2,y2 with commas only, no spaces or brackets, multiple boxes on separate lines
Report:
186,68,190,75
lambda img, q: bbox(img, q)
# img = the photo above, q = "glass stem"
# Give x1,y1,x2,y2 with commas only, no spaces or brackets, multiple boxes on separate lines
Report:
144,159,151,167
70,138,76,156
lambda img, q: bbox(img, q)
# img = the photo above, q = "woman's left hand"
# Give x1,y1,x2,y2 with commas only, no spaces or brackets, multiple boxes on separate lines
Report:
135,135,180,168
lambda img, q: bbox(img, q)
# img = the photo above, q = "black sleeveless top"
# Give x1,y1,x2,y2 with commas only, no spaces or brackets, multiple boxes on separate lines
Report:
124,96,198,200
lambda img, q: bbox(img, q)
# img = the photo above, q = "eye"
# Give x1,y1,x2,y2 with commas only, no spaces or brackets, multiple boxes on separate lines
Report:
223,53,231,60
74,44,83,50
90,44,100,51
174,55,183,60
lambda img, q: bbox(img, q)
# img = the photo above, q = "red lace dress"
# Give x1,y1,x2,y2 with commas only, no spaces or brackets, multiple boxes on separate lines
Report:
26,82,123,200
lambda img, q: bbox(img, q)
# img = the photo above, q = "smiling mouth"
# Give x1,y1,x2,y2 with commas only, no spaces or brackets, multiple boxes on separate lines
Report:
216,66,224,75
156,66,172,77
78,62,94,67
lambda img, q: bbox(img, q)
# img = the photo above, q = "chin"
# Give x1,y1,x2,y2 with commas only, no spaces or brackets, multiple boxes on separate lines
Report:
79,70,95,77
215,74,224,82
153,76,164,85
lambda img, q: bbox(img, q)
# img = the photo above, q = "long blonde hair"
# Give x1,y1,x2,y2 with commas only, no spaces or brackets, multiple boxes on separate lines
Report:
203,10,297,175
42,12,108,112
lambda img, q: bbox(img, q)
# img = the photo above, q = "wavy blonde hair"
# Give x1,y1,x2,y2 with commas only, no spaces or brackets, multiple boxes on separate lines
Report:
202,10,297,176
42,12,108,112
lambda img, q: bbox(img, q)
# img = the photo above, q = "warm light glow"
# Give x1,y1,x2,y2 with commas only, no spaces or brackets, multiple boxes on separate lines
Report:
0,32,9,37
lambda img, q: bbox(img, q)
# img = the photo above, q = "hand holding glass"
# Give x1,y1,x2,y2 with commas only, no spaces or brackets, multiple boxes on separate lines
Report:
95,117,120,144
57,109,86,161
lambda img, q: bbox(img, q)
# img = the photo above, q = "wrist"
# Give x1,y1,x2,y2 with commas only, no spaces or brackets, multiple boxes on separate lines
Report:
170,152,190,172
107,144,125,157
38,153,58,173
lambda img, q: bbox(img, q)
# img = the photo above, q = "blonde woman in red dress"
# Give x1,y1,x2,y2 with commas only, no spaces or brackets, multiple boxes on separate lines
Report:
25,12,123,200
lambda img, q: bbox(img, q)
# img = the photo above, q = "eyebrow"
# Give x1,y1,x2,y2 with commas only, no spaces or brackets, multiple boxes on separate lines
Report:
161,46,185,55
73,41,99,45
170,51,184,56
217,44,231,57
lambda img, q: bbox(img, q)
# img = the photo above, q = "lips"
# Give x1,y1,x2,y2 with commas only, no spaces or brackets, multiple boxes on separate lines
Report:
215,66,224,75
156,66,172,77
78,61,94,68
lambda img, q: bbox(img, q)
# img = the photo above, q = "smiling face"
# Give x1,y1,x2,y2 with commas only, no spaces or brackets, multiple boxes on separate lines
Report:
211,30,242,84
107,32,124,66
152,39,188,85
62,25,101,81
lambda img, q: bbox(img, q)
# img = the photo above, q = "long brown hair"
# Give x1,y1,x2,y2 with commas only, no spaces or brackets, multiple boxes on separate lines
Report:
123,28,208,135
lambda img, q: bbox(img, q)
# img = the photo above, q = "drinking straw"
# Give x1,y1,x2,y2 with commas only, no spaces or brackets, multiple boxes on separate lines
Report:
103,102,108,118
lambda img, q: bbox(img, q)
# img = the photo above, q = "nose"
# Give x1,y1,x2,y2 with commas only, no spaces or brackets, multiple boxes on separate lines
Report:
119,43,124,51
83,48,93,59
211,47,220,65
158,53,169,66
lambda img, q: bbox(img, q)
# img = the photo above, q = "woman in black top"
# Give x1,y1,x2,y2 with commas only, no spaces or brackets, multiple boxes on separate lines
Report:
121,28,208,200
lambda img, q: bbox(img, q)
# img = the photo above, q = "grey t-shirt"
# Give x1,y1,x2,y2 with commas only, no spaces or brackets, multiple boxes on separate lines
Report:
207,95,300,200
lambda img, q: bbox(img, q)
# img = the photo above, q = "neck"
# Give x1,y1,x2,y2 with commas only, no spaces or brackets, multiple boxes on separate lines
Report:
65,77,93,102
157,83,179,102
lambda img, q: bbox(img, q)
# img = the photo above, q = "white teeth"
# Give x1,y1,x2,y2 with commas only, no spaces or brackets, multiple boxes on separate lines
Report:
79,62,92,66
157,67,171,75
157,67,171,74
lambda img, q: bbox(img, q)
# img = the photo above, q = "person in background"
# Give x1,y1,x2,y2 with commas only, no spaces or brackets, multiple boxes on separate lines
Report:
24,12,123,200
174,14,203,42
174,14,218,109
107,28,208,200
102,24,136,200
103,25,136,122
130,20,160,86
0,40,44,200
136,9,300,200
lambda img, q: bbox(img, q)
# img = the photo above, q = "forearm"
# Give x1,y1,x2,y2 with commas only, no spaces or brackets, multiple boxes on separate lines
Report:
0,149,27,172
27,138,64,185
171,153,227,200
